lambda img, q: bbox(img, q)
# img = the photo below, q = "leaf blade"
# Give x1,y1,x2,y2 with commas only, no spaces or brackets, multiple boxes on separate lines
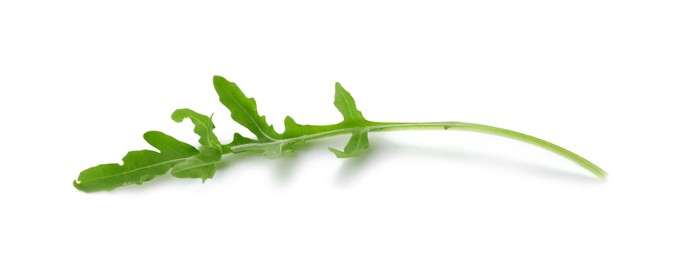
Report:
73,131,199,192
213,76,280,141
170,109,224,181
329,83,371,156
334,82,367,123
329,129,370,158
171,146,222,181
171,108,221,149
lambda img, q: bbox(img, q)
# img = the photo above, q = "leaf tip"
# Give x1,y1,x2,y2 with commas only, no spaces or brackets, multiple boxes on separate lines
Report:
170,108,187,122
142,130,161,141
283,115,299,129
72,179,95,193
213,75,225,82
72,180,81,190
335,82,345,92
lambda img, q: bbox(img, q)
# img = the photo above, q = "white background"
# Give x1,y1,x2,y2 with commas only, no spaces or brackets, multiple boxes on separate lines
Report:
1,0,679,259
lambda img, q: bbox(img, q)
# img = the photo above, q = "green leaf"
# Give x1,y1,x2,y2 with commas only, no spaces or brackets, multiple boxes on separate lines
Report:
171,108,221,149
328,129,369,158
73,131,199,192
171,109,223,181
171,146,222,181
329,83,371,157
75,75,608,192
213,76,299,158
334,82,368,124
218,81,371,158
213,76,280,141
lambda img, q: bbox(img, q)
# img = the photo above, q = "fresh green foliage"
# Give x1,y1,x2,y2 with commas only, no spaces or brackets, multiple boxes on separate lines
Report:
73,75,608,192
73,131,199,192
169,109,222,181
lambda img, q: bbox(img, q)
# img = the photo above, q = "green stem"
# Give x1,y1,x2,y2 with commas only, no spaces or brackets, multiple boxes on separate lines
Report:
225,121,607,179
370,122,607,179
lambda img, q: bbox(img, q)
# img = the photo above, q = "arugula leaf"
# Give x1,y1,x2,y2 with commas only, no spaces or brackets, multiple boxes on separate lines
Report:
213,76,280,141
171,108,221,149
73,131,198,192
170,108,223,181
327,82,370,157
215,80,373,158
328,129,369,158
333,82,368,124
213,76,302,158
75,75,608,192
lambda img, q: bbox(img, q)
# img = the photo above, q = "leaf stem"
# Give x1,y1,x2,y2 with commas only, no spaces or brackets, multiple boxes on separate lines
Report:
224,121,607,179
370,122,607,179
